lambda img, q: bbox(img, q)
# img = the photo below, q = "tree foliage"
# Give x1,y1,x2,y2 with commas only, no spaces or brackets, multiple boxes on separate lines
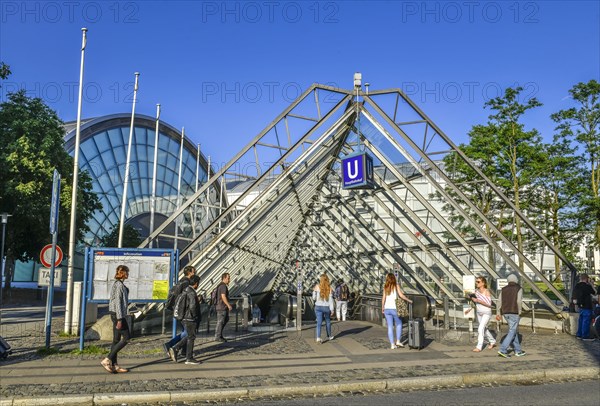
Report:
438,87,544,270
551,80,600,247
0,90,101,287
439,81,597,275
98,224,142,248
0,62,10,82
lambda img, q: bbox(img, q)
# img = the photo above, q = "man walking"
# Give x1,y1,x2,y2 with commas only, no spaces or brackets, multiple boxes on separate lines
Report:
334,280,350,321
214,273,232,342
496,273,526,358
573,273,597,341
163,265,196,357
170,275,201,365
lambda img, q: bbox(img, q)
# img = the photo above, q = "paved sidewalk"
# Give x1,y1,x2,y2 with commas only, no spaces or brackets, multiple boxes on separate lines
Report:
1,314,599,405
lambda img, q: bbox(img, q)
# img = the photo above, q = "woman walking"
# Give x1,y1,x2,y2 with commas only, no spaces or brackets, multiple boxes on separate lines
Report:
471,276,496,352
312,274,335,343
382,273,412,349
101,264,130,373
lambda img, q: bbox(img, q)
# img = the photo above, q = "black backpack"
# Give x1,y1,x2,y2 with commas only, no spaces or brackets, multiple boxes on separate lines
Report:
173,292,187,321
340,284,349,301
211,284,220,306
165,279,187,310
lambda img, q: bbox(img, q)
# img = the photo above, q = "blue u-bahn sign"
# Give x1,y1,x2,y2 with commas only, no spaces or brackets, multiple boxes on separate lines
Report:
342,152,375,189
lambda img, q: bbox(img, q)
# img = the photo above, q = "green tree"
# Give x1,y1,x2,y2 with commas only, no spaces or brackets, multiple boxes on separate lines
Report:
0,62,10,82
98,224,142,248
551,79,600,247
478,87,544,271
533,139,581,276
438,127,505,268
0,90,101,289
439,87,544,271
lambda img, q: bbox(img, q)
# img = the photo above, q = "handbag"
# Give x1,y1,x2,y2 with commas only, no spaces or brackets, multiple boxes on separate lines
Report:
396,298,409,317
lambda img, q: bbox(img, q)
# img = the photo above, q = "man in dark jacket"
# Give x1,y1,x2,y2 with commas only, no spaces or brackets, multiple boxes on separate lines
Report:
214,273,232,342
163,266,196,357
496,273,526,358
573,273,597,341
170,275,201,365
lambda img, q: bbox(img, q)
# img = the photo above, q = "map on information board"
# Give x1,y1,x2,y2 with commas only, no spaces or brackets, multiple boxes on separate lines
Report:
90,248,176,302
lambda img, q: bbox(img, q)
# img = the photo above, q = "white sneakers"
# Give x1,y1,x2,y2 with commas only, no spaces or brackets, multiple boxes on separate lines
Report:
395,340,405,348
316,338,322,344
391,344,397,349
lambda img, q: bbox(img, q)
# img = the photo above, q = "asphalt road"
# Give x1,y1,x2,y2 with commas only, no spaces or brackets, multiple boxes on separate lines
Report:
232,380,600,406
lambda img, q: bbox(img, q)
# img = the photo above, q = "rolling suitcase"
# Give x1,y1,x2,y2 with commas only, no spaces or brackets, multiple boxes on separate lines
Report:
0,336,12,359
408,302,425,350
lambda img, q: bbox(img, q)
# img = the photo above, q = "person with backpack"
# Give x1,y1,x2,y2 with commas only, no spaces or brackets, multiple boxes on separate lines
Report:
573,273,597,341
335,280,350,321
169,275,202,365
214,272,232,343
163,265,196,359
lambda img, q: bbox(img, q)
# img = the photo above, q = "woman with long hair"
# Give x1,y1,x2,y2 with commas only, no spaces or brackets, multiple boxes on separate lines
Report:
312,274,335,343
101,265,130,373
381,273,412,349
470,275,496,352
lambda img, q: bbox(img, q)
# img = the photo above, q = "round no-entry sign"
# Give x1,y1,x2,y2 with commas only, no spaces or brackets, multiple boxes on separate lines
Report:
40,244,63,268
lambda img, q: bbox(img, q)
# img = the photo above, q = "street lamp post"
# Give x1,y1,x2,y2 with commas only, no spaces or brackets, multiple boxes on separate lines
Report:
0,213,11,327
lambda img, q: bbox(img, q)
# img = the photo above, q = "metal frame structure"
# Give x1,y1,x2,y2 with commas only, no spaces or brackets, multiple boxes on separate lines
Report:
140,82,576,315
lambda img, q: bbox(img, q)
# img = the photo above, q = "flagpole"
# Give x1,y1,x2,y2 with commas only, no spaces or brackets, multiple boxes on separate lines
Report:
194,143,200,240
174,127,184,251
149,104,160,248
65,27,87,334
206,155,211,220
118,72,140,248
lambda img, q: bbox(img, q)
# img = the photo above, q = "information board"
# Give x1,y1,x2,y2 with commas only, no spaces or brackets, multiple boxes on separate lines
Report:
90,248,176,302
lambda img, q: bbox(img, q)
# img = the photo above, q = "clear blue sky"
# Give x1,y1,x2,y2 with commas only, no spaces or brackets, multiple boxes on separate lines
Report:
1,1,599,166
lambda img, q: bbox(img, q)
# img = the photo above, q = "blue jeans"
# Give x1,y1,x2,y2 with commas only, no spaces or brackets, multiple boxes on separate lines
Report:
499,314,521,354
165,320,187,349
315,306,332,339
384,309,403,344
577,308,592,338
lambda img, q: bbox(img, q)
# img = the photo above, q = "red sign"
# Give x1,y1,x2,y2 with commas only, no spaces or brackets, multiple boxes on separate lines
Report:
40,244,63,268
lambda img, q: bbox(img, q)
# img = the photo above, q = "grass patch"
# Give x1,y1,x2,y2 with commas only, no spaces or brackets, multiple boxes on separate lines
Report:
37,347,60,356
529,281,567,301
57,331,77,338
70,345,108,355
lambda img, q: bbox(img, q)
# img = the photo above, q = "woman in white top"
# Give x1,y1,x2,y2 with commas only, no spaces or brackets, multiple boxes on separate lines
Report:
470,276,496,352
381,273,412,349
312,274,335,343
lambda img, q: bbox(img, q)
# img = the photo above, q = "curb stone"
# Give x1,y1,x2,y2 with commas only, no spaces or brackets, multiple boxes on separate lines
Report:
544,366,599,380
170,389,249,402
94,392,170,405
11,395,94,406
386,375,463,390
4,368,600,405
463,369,546,385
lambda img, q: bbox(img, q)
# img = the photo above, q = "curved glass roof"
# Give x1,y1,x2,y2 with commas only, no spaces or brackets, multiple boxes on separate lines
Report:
64,114,223,248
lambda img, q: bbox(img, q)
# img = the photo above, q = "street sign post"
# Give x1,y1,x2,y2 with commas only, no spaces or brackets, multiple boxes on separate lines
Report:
44,169,61,348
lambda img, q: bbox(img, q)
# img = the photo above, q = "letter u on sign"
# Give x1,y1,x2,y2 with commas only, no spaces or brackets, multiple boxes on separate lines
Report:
347,160,359,179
